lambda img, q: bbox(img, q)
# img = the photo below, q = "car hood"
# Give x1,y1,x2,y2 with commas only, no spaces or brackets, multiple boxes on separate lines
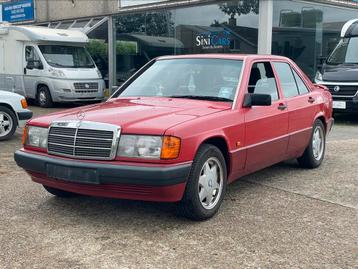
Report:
30,97,231,135
323,64,358,82
0,90,24,99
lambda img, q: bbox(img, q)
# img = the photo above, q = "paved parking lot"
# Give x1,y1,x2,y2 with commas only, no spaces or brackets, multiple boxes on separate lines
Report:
0,106,357,269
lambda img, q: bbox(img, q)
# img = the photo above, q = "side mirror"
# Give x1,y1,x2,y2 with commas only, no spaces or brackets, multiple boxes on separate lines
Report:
26,60,43,70
26,60,34,70
243,93,272,108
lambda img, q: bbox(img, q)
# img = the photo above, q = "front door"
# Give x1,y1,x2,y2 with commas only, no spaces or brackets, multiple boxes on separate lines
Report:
23,45,44,99
244,62,289,172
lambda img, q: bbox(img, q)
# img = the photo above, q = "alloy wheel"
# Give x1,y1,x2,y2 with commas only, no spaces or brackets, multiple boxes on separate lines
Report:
198,157,224,210
0,111,13,138
312,125,324,161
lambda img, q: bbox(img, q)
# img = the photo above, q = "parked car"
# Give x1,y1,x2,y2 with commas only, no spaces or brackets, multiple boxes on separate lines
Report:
0,90,32,140
0,24,105,108
14,54,333,220
315,19,358,113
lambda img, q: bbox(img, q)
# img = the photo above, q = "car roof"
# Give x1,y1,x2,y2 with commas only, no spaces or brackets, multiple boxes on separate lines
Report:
157,54,290,62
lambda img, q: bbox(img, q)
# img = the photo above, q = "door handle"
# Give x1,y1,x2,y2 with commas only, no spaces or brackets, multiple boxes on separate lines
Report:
278,103,287,111
308,96,315,103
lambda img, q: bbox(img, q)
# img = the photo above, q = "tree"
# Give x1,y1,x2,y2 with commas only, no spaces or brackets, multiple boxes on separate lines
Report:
115,11,174,37
219,0,259,20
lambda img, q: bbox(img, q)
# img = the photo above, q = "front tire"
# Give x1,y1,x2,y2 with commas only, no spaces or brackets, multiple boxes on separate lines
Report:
43,185,77,198
37,86,53,108
177,144,227,221
297,119,326,169
0,106,17,141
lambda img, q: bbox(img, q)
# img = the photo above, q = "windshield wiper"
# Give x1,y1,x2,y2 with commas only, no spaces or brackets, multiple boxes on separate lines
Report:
168,95,232,102
50,63,68,67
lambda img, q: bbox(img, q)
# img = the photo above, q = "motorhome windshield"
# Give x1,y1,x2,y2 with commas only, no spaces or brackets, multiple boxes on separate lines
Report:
327,37,358,65
38,45,95,68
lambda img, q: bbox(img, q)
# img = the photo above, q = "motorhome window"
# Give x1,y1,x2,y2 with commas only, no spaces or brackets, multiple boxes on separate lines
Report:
25,46,41,62
327,37,358,64
38,45,95,68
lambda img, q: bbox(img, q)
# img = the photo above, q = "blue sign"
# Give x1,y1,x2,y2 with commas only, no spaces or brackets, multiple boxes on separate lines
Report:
2,0,34,23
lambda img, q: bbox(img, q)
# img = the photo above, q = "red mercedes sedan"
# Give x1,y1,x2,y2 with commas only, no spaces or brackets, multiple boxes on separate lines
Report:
15,54,333,220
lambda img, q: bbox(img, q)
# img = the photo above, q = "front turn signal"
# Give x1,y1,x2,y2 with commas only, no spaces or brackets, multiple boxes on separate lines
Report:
21,99,28,109
161,136,181,159
22,126,28,145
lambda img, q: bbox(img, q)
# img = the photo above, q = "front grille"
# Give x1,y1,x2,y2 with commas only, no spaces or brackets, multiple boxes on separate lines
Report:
75,89,98,94
47,121,120,160
325,85,358,97
74,82,98,91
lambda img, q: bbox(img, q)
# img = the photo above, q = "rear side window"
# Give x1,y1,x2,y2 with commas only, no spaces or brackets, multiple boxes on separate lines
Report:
292,69,309,94
273,62,300,98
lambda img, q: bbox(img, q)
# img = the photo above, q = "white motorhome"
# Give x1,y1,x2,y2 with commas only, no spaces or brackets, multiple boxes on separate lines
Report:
0,24,105,107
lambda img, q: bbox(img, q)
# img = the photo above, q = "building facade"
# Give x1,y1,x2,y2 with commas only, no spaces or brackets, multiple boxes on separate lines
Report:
2,0,358,89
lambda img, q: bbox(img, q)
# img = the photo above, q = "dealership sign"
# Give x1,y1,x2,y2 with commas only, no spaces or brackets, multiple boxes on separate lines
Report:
196,31,231,49
1,0,35,23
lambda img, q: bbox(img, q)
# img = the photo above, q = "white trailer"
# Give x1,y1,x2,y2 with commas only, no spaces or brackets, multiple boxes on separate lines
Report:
0,24,105,107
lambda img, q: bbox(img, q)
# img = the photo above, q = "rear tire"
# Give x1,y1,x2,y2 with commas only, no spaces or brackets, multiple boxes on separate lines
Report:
43,185,77,198
37,86,53,108
177,144,227,221
297,119,326,169
0,105,17,141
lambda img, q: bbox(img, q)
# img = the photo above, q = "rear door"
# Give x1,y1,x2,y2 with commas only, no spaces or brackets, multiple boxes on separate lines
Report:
244,61,289,172
272,62,318,157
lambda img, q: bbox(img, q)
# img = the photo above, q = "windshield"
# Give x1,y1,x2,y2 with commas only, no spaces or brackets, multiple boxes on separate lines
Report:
115,58,243,102
38,45,95,68
327,37,358,65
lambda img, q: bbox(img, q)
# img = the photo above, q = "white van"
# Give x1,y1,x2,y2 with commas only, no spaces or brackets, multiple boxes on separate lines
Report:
0,24,105,107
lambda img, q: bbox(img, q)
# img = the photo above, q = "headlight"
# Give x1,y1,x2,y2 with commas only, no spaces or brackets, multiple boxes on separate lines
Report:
315,70,323,82
96,68,102,79
49,68,66,78
117,135,181,159
24,126,48,149
118,135,162,159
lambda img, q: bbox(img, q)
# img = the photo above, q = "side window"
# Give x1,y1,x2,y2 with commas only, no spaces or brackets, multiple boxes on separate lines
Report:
292,69,309,94
25,46,41,62
248,62,279,101
25,46,34,61
273,62,299,98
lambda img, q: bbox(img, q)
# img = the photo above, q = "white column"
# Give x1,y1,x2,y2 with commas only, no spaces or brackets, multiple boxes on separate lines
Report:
258,0,273,54
108,16,117,93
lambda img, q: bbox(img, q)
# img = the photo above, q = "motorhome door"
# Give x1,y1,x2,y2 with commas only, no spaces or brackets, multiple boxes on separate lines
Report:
23,45,44,99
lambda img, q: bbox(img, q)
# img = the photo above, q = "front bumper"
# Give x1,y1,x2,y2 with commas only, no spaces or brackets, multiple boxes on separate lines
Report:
14,150,191,202
50,79,105,103
333,98,358,113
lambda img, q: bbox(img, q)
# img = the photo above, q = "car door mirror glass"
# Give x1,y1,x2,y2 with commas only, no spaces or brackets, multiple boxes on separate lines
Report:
243,93,272,108
26,60,43,70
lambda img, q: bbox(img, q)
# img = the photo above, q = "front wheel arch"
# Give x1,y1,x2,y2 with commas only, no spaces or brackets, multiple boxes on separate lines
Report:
197,136,231,177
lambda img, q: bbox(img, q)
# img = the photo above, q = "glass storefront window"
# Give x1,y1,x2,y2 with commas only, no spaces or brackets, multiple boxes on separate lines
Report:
113,0,259,85
272,0,358,80
87,20,109,86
